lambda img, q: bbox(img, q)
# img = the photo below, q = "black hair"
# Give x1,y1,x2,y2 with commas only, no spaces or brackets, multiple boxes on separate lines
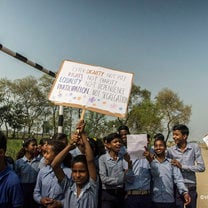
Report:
16,137,37,159
153,133,165,141
47,140,72,168
47,140,66,155
52,133,68,145
103,136,107,143
106,133,121,143
0,131,7,152
39,137,50,146
88,137,106,157
117,125,130,134
22,138,37,148
52,133,67,140
172,124,189,136
147,134,151,139
71,154,87,169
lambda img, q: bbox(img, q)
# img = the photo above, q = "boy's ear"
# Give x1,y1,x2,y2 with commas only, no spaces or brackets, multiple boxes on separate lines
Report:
106,143,111,149
183,134,188,140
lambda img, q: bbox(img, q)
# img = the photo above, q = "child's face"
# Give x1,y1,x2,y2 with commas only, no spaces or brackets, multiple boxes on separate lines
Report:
25,141,37,155
43,145,55,165
72,162,89,185
107,138,121,153
173,130,187,145
37,142,48,155
41,143,48,154
119,130,129,146
154,140,166,155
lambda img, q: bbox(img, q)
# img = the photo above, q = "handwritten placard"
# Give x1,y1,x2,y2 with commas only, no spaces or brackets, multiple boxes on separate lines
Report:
48,60,134,118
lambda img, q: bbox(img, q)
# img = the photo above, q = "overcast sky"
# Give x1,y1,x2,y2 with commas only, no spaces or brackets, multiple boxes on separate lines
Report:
1,0,208,141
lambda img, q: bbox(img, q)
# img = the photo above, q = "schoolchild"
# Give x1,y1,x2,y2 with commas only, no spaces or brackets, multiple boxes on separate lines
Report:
51,120,99,208
37,137,50,169
144,137,191,208
15,137,40,208
117,125,130,155
117,125,130,147
167,124,205,208
0,131,24,208
124,136,152,208
99,132,132,208
33,140,72,208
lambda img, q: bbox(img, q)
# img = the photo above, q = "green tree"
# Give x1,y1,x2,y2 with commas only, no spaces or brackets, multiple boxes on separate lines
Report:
7,102,25,138
111,83,162,136
38,75,58,135
0,78,20,136
128,99,163,135
84,111,108,138
155,88,192,141
9,76,46,136
38,75,79,136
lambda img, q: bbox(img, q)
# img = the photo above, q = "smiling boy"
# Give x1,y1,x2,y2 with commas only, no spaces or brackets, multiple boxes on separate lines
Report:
99,132,132,208
144,137,191,208
167,124,205,208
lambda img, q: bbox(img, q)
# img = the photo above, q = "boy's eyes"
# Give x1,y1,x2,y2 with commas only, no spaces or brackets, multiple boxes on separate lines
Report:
72,170,86,173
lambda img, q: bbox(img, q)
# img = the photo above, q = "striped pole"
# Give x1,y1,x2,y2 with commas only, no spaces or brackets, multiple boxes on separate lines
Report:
0,43,64,134
0,43,56,77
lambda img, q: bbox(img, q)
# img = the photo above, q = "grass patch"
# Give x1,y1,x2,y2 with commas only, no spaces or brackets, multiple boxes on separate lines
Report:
7,139,23,160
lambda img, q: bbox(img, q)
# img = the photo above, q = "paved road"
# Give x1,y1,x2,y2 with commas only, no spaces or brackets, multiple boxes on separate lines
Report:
196,145,208,208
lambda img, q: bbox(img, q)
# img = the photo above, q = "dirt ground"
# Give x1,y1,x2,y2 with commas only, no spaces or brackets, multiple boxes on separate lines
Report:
196,145,208,208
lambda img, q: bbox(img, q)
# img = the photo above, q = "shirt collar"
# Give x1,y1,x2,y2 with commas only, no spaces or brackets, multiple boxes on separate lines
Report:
106,151,122,161
154,156,170,163
175,143,192,151
22,155,38,163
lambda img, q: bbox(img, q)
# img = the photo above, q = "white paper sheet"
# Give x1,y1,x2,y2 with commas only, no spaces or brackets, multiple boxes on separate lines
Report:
127,134,147,160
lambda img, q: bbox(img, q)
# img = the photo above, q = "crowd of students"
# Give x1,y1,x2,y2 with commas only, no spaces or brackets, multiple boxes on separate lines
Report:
0,121,205,208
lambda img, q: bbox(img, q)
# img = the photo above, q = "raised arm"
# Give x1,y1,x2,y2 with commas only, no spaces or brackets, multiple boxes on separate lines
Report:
81,131,97,181
51,132,80,182
76,119,97,181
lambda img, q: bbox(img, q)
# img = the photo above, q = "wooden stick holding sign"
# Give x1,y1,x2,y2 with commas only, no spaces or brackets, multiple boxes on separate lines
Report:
80,109,86,120
48,60,134,118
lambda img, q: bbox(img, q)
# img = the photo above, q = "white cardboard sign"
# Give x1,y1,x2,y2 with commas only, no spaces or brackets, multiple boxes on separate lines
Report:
48,60,134,118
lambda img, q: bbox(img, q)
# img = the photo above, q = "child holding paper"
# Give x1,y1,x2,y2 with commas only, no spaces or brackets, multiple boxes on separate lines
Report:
124,134,152,208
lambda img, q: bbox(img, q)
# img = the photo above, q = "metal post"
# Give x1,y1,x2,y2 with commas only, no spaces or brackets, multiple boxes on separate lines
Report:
0,43,64,133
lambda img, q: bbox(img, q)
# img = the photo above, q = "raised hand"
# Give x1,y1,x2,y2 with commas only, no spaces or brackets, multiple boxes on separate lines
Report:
143,146,154,163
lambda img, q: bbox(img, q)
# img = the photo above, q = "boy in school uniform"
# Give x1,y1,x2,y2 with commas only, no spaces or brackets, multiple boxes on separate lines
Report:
99,132,132,208
167,124,205,208
0,131,24,208
51,120,99,208
144,137,191,208
124,134,152,208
